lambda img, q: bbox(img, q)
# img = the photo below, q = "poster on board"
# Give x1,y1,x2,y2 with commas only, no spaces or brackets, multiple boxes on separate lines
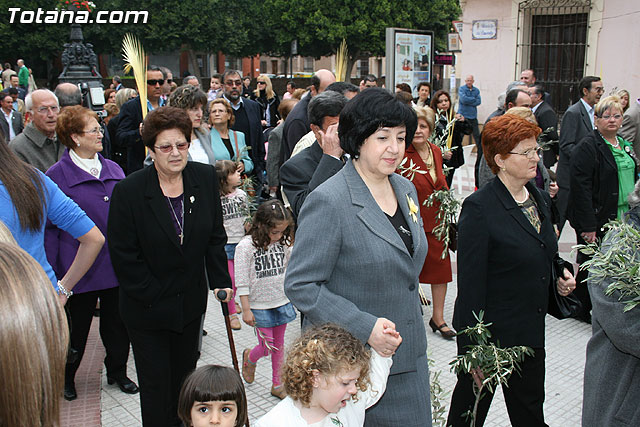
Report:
386,28,434,98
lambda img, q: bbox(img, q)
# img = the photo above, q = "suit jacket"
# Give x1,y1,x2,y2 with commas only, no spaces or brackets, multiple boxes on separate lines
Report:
266,122,284,187
453,177,558,351
0,109,23,141
279,141,343,218
582,206,640,426
8,122,64,172
228,97,264,178
534,101,559,167
568,130,637,233
557,100,593,190
115,97,145,175
281,95,311,162
107,162,231,332
620,100,640,158
284,160,428,376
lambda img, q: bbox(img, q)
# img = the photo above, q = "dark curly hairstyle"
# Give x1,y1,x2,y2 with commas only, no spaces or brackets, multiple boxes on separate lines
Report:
177,365,248,427
281,324,372,406
248,200,294,250
338,87,417,157
141,107,192,151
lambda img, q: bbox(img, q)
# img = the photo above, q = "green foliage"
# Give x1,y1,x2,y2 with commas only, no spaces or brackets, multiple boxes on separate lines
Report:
428,354,449,426
450,311,534,426
576,219,640,312
425,189,460,258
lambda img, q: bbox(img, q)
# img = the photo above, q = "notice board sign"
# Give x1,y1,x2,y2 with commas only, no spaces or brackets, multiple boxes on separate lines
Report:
385,28,434,98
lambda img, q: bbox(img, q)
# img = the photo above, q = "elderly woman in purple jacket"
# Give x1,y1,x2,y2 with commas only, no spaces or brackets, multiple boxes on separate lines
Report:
45,105,138,402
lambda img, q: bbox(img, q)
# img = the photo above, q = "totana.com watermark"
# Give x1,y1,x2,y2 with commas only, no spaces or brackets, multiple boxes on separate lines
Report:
8,8,148,24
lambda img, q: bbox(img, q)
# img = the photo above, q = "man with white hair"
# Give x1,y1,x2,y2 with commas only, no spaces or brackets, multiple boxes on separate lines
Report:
17,59,29,91
9,89,64,172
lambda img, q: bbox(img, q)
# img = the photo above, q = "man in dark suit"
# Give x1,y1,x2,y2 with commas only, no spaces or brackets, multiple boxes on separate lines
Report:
556,76,603,231
0,92,23,141
280,90,347,218
529,84,558,167
116,66,166,175
220,70,265,185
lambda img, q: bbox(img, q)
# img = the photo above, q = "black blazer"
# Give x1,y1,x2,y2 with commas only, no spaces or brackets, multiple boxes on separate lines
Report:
434,113,471,169
279,141,344,219
230,98,265,180
534,101,559,167
115,97,145,175
557,100,593,189
453,177,558,352
107,162,231,332
568,130,637,234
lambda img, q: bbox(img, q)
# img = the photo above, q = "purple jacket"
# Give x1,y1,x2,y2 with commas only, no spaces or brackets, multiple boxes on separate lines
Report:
45,149,125,293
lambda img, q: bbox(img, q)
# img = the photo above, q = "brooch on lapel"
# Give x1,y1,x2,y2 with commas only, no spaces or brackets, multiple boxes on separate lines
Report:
624,145,632,155
406,195,419,223
188,196,195,214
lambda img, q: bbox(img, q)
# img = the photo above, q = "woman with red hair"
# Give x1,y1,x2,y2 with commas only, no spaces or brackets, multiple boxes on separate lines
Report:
447,114,576,426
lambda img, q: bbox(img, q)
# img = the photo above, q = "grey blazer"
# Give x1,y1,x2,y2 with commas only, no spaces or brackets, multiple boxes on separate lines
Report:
583,207,640,426
284,160,428,375
620,100,640,160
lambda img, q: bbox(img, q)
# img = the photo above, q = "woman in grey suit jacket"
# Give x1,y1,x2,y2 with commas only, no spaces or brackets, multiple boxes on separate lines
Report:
285,88,432,427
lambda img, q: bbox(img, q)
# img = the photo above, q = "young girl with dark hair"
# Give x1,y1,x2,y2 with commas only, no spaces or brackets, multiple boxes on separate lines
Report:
236,199,295,400
215,160,250,330
178,365,249,427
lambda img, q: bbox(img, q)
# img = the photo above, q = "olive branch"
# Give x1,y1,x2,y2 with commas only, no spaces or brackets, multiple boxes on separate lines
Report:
449,311,534,427
575,219,640,312
425,189,461,258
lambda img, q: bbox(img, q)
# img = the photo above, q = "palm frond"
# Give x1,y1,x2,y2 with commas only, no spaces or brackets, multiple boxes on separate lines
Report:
122,33,148,118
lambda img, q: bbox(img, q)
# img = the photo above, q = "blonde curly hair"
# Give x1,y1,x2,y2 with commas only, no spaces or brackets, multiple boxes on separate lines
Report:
281,323,372,406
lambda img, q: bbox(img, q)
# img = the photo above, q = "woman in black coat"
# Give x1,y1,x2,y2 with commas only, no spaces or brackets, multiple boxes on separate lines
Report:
251,74,280,129
431,90,472,187
568,95,637,322
107,107,230,427
447,114,576,427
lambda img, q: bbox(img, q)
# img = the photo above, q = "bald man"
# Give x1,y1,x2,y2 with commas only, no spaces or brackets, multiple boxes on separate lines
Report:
280,69,336,162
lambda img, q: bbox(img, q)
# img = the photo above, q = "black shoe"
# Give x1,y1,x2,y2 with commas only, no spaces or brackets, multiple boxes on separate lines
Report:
64,383,77,401
107,376,139,394
202,329,208,336
428,318,456,340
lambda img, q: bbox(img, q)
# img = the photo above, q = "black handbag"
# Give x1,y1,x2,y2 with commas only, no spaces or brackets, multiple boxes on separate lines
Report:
448,223,458,252
548,255,582,319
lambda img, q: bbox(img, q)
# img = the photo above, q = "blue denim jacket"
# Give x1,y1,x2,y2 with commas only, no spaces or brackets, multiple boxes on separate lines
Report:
457,85,481,119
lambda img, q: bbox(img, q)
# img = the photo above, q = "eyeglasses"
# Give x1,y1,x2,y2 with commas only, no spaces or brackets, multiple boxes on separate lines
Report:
36,105,60,114
592,87,604,94
166,79,173,84
81,127,104,135
257,81,266,85
224,80,242,87
154,142,190,153
600,114,622,120
147,79,165,86
509,146,542,159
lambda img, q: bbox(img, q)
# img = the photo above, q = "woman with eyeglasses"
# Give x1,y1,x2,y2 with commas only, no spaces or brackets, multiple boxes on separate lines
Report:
44,105,137,402
107,107,231,427
251,74,280,129
209,97,254,174
568,95,637,322
447,114,576,426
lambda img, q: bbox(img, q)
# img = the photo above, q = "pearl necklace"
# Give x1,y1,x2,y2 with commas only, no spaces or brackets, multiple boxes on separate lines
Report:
513,186,529,204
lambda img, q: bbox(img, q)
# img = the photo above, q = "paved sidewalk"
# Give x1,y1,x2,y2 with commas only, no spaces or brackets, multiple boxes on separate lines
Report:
64,150,592,426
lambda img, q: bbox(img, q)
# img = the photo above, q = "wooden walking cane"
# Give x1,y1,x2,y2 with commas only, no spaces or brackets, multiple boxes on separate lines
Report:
216,289,240,373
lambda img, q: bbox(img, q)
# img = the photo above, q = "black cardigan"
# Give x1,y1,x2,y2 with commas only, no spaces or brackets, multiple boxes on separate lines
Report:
107,162,231,331
453,178,558,351
568,130,637,234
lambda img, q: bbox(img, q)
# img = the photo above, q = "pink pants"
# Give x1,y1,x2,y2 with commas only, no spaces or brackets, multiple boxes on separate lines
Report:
249,324,287,386
227,260,237,315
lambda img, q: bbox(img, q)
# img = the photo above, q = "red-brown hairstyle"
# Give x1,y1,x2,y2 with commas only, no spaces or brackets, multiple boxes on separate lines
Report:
482,114,541,174
56,105,99,149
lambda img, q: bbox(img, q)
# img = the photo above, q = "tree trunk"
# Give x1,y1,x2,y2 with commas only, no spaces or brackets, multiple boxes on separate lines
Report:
345,48,360,84
187,48,201,79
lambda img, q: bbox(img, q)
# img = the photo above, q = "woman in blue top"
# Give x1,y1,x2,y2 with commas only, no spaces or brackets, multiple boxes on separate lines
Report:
208,97,254,174
0,133,104,303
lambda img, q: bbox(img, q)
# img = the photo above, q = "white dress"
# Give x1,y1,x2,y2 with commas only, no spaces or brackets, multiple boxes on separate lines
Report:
256,352,392,427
